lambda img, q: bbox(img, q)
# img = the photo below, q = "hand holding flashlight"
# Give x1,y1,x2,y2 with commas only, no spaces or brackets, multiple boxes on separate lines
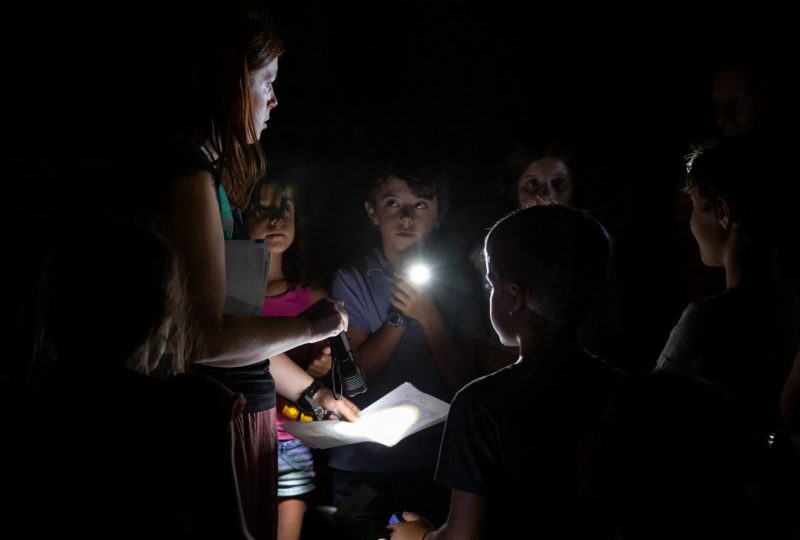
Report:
390,266,436,326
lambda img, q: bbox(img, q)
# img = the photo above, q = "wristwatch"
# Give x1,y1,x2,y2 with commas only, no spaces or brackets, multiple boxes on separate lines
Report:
297,380,327,421
386,310,407,327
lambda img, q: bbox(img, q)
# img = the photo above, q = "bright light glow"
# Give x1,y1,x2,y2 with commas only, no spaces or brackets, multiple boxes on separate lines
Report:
407,263,431,285
331,404,421,446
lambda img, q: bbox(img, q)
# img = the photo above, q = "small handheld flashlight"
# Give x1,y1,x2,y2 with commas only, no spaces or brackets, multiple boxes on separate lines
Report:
406,263,431,285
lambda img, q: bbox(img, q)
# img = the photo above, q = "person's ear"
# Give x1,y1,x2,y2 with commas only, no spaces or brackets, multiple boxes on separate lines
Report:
508,282,526,315
715,197,731,229
364,201,379,226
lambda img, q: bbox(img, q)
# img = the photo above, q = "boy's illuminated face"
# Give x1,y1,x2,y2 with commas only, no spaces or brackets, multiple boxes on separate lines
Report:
365,176,439,264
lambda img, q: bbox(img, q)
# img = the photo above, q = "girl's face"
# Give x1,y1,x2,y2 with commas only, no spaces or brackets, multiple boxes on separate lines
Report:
246,183,295,255
688,186,726,267
248,58,279,143
365,176,439,263
516,157,574,208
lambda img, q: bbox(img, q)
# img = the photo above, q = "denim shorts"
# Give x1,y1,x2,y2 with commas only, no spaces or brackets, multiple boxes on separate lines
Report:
277,438,316,497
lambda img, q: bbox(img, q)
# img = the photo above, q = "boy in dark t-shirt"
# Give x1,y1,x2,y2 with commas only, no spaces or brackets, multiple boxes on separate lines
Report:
389,204,626,540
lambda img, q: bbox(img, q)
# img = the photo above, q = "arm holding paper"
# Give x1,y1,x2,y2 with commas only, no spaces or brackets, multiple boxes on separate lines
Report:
270,352,360,422
283,382,448,449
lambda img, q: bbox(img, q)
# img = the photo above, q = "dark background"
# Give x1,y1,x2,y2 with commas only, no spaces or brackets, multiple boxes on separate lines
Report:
8,1,798,372
256,2,797,277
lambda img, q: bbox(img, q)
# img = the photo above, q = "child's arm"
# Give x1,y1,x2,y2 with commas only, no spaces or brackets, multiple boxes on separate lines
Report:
330,267,406,380
387,490,487,540
345,326,407,381
392,276,478,393
271,353,360,421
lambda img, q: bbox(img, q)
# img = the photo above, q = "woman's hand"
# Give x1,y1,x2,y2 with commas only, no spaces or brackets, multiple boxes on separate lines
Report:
301,298,348,342
307,343,332,379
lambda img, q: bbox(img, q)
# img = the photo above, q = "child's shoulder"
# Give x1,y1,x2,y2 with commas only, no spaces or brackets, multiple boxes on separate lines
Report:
334,248,382,276
306,283,329,303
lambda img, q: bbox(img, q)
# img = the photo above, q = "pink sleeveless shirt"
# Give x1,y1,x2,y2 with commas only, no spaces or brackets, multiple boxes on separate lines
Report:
261,287,315,440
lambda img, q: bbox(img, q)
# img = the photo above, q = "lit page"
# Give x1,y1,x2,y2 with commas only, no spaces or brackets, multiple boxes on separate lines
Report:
283,382,449,449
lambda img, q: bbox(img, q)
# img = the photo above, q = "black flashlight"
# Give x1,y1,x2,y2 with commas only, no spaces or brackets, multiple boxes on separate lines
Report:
329,332,368,398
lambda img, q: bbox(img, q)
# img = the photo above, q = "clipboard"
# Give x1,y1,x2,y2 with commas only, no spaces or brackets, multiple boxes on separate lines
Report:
223,239,270,316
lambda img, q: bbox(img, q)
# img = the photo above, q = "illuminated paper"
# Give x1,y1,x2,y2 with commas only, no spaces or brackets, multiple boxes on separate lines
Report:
283,382,449,449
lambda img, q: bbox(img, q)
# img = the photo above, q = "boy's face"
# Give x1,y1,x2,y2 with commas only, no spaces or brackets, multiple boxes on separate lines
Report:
365,176,439,263
484,252,516,348
688,186,726,267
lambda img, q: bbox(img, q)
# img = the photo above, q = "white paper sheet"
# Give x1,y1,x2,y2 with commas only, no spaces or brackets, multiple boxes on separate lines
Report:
283,382,449,449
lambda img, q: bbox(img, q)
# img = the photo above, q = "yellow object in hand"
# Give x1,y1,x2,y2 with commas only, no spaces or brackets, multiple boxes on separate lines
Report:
281,402,314,422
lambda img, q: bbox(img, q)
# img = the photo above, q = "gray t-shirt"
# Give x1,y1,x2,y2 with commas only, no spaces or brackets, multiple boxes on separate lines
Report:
655,283,800,427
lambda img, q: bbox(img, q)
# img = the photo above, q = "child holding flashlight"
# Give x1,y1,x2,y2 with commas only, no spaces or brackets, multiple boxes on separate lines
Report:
326,159,486,531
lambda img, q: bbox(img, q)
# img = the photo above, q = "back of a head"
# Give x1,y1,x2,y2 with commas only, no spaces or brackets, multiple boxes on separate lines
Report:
485,204,611,326
686,132,790,246
38,218,188,376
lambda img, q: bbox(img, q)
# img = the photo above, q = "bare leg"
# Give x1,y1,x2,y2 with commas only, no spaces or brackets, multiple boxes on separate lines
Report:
277,497,308,540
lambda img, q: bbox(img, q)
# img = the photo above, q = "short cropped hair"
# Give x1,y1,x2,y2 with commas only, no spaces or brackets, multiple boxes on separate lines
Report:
684,132,786,243
367,160,450,221
485,204,611,326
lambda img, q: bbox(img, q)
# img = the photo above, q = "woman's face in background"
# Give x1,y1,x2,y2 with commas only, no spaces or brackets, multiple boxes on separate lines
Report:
516,157,574,208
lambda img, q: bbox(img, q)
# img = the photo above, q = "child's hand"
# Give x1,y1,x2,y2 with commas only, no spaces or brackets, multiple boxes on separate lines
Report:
314,387,360,422
386,512,435,539
307,344,332,379
390,275,436,325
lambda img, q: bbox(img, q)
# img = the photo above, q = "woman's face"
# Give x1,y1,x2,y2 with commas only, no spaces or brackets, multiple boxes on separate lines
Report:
516,157,574,208
248,58,279,143
712,68,760,137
